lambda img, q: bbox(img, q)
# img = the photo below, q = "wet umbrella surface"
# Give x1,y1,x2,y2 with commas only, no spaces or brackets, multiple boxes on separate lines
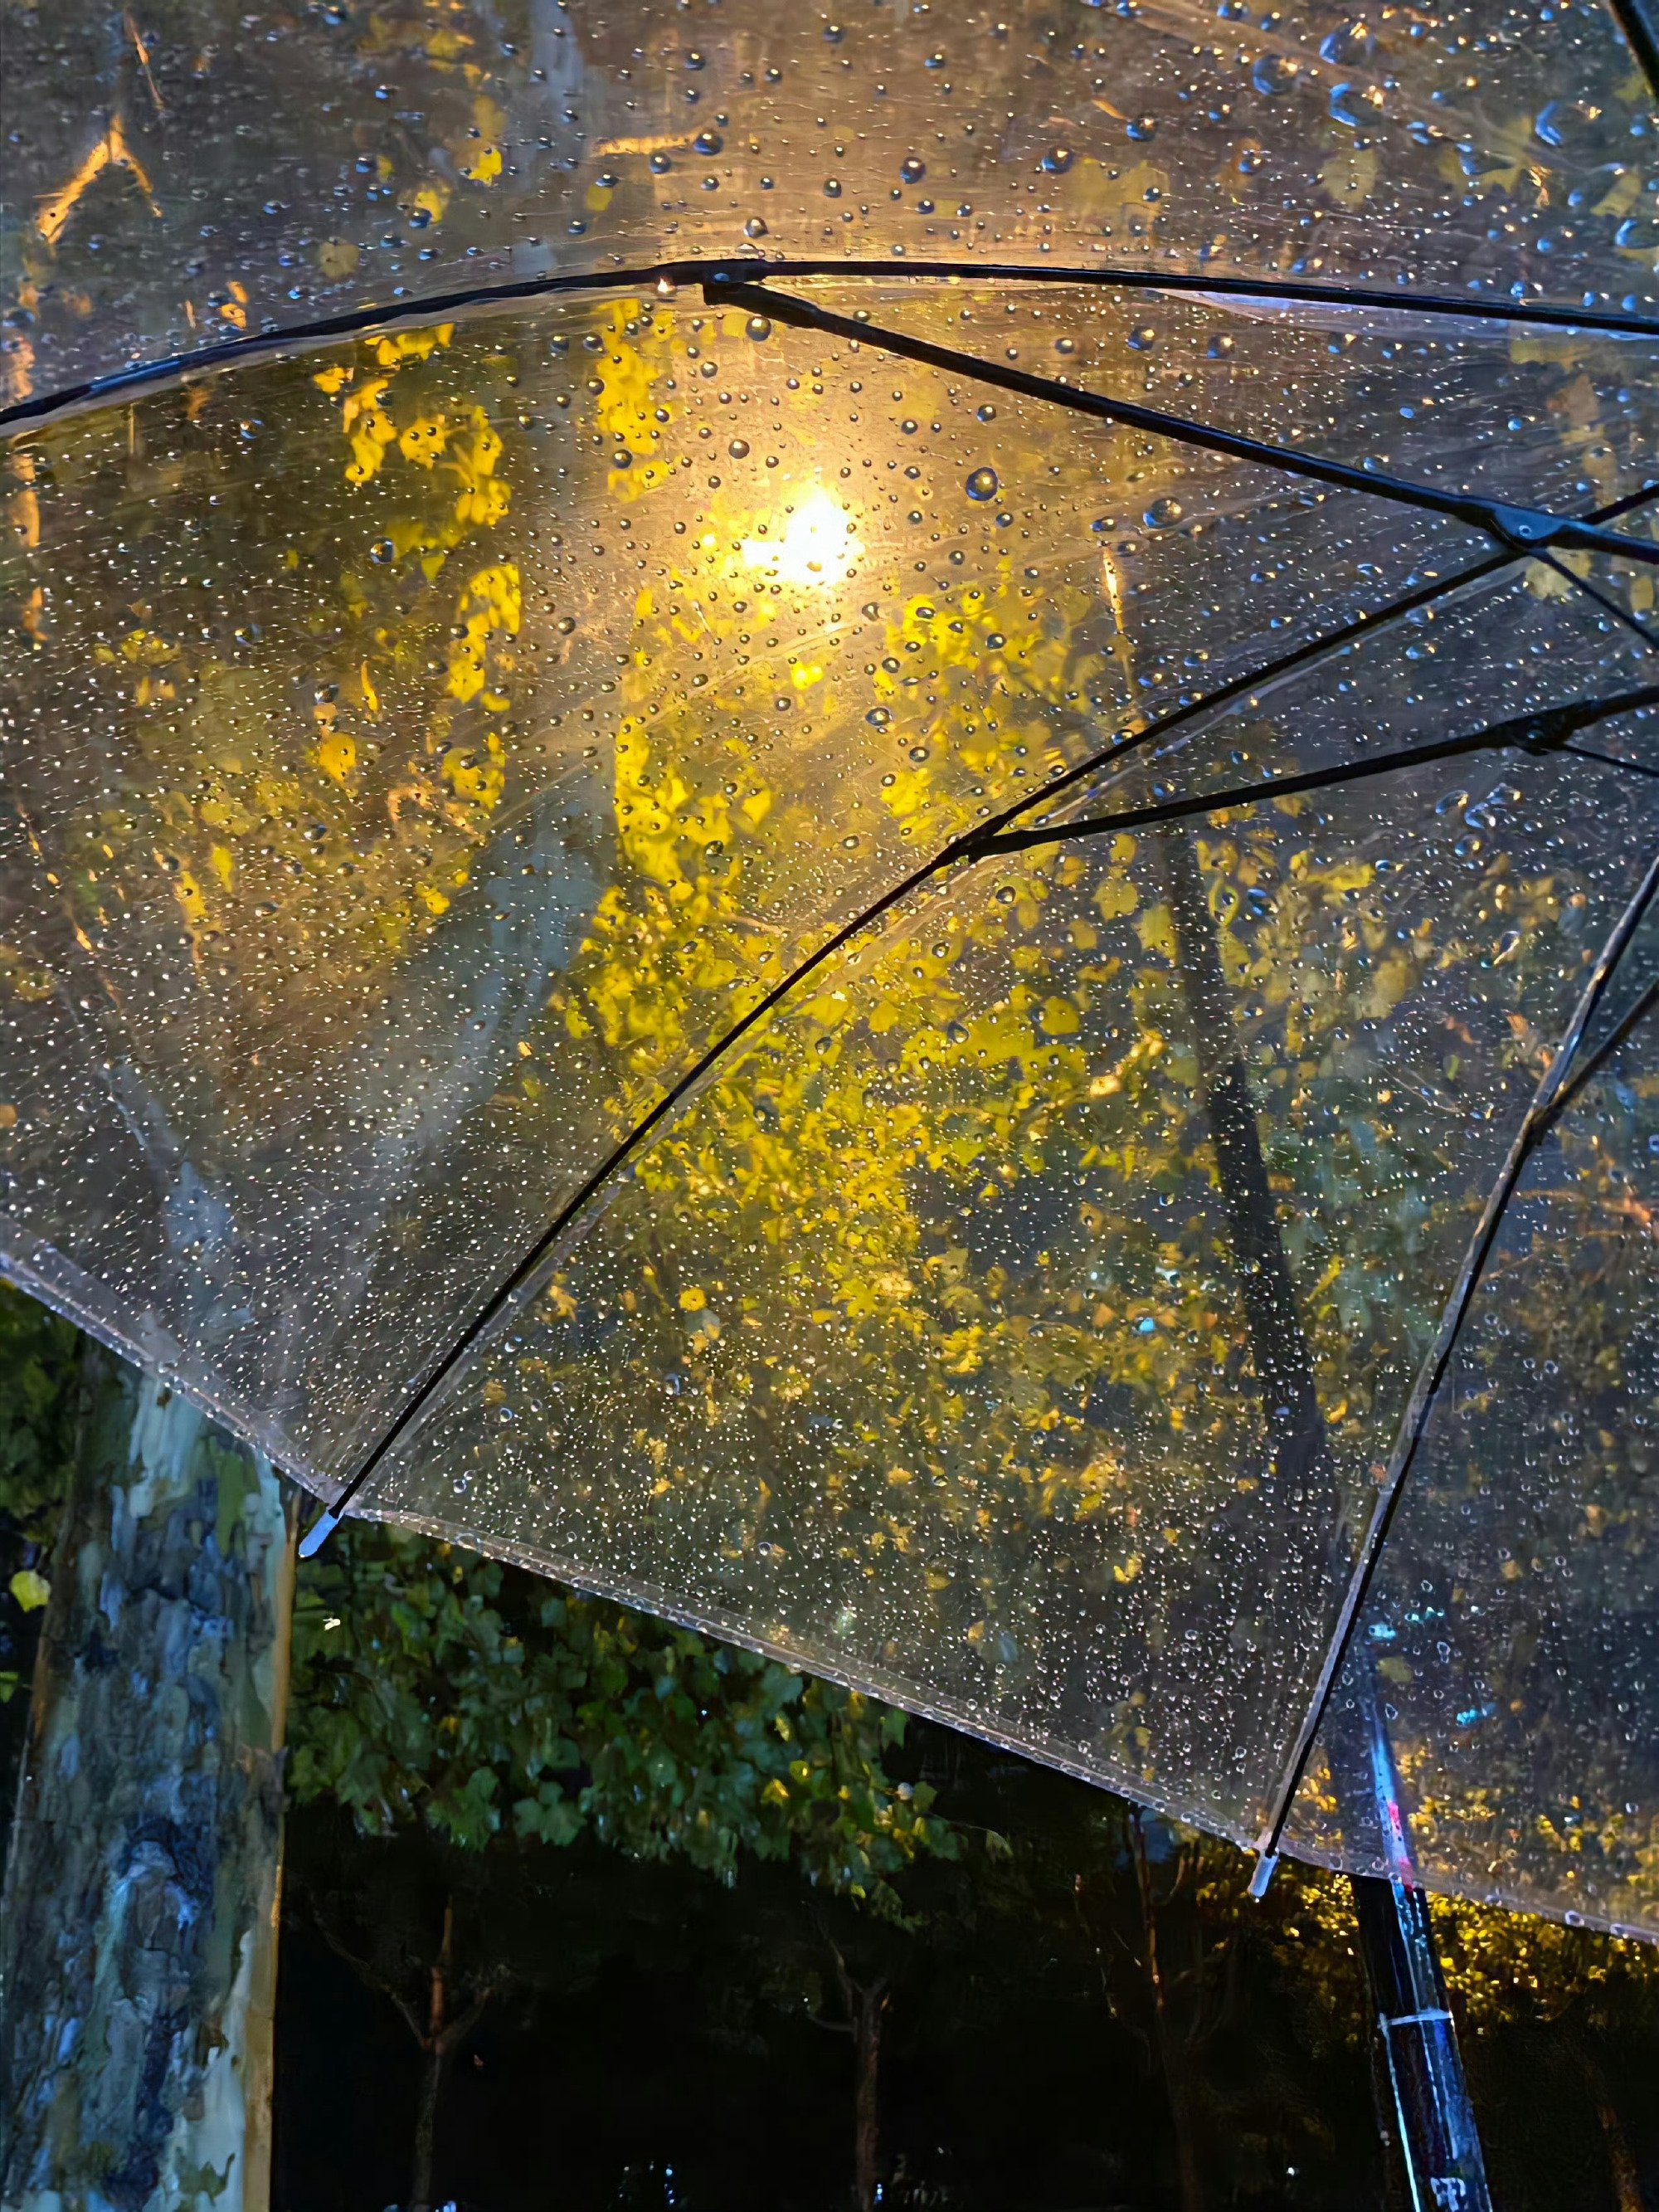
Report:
5,0,1659,1945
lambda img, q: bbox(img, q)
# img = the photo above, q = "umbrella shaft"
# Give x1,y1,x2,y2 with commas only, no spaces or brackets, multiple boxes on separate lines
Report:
1351,1873,1495,2212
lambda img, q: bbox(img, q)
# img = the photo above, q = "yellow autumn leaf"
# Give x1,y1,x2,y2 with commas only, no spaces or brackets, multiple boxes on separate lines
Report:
8,1568,49,1613
398,416,449,468
314,733,357,785
1095,874,1138,922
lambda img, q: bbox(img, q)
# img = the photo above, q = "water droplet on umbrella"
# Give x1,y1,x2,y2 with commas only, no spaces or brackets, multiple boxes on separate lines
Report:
1253,54,1295,94
728,438,751,458
976,402,997,423
746,313,772,339
693,130,723,156
371,539,395,563
1041,146,1073,173
901,157,927,183
1535,101,1567,147
744,217,769,240
966,467,1000,501
1320,21,1374,63
1145,497,1184,529
649,152,672,174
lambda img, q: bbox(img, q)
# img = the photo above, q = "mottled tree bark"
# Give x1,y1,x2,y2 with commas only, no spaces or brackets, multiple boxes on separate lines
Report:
1128,1810,1207,2212
0,1343,297,2212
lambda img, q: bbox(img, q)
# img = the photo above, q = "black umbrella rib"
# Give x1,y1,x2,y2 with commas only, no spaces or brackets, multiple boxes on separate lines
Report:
300,664,1659,1551
1253,835,1659,1874
1549,969,1659,1122
737,259,1659,335
710,276,1659,569
963,690,1659,860
1568,738,1659,777
1607,0,1659,97
4,254,1658,438
1537,550,1659,653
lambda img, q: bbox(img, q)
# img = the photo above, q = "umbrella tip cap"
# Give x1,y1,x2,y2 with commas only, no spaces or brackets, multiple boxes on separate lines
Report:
298,1508,342,1560
1248,1851,1279,1902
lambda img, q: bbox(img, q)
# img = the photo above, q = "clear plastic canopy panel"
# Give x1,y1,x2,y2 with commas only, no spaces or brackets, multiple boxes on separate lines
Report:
4,0,1659,1936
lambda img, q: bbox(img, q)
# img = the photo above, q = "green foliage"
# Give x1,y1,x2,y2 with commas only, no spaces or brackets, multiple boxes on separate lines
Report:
0,1280,80,1547
289,1516,952,1914
0,1280,80,1701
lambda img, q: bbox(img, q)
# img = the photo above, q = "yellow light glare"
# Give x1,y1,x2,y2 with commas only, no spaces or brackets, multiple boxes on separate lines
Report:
741,490,863,591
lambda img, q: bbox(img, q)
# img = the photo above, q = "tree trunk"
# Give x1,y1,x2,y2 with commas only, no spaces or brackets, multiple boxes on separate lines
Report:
849,1976,888,2212
1129,1811,1206,2212
409,1898,459,2212
1579,2044,1647,2212
0,1343,297,2212
408,2039,450,2212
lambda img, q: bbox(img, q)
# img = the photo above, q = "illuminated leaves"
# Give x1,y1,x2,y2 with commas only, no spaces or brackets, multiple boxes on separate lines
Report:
445,561,521,708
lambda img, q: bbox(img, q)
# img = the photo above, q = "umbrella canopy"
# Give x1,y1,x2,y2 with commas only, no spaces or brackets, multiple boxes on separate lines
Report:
4,0,1659,1939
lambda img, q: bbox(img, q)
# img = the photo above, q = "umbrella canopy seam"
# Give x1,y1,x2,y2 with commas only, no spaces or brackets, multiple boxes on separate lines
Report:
5,258,1659,441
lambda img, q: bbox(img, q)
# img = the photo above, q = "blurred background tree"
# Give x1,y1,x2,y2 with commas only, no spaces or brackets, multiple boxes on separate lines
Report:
286,1513,955,2209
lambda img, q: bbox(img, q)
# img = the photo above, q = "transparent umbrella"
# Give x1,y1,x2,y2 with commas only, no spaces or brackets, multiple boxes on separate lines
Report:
4,0,1659,2007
